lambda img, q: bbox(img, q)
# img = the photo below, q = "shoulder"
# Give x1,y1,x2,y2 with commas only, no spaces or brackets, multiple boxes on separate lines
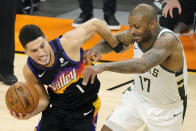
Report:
155,32,178,50
23,64,39,84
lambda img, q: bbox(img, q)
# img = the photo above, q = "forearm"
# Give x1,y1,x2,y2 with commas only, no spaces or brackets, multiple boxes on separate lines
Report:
93,40,114,54
93,30,132,54
100,58,147,74
93,19,119,48
30,96,49,117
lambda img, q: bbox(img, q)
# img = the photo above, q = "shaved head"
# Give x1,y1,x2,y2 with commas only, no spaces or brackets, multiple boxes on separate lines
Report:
127,4,160,44
129,4,157,23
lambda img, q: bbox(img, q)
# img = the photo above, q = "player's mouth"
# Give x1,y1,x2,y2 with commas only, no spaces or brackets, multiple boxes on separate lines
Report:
39,55,48,64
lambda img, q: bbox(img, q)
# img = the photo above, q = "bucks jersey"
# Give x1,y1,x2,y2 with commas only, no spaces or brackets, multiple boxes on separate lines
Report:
133,28,188,104
27,37,100,112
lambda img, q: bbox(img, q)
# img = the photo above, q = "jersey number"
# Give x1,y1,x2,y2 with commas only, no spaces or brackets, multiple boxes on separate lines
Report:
139,76,151,92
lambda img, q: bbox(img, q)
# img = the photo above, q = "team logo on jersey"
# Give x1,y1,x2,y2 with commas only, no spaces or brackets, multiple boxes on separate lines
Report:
59,57,68,67
38,71,46,77
49,69,77,91
83,109,93,116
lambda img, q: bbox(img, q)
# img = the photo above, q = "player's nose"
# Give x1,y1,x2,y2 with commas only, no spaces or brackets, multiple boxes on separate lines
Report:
38,49,45,57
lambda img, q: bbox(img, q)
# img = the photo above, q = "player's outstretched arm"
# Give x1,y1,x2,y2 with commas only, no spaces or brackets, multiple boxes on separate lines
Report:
82,33,178,85
60,18,119,53
93,30,133,54
82,30,133,64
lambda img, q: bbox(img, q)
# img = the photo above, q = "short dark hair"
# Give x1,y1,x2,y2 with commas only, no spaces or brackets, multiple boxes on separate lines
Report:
19,24,45,48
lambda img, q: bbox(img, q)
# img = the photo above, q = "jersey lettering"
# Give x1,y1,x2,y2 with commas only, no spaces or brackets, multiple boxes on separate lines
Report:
147,68,159,77
49,69,77,91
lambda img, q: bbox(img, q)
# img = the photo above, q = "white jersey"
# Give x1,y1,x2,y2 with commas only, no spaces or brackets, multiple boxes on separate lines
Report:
133,28,188,104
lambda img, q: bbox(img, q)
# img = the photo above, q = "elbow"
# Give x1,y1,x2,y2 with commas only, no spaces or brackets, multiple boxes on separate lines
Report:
90,18,102,24
89,18,106,30
40,95,49,109
44,96,49,107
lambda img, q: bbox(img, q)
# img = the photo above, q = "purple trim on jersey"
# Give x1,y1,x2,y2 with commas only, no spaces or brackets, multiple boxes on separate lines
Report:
27,57,42,84
91,114,98,131
35,118,41,131
49,40,57,53
56,37,83,64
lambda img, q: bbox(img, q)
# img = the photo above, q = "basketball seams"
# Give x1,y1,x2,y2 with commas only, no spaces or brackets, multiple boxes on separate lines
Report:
14,82,28,114
5,82,39,116
21,82,35,111
5,88,16,113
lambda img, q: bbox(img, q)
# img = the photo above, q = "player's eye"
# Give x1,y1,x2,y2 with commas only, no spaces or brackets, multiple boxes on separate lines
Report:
31,49,37,52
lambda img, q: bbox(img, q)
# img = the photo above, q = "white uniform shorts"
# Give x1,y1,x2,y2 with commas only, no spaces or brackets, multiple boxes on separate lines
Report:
104,88,186,131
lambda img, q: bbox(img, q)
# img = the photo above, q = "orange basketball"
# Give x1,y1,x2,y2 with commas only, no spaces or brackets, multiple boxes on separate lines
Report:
5,82,39,116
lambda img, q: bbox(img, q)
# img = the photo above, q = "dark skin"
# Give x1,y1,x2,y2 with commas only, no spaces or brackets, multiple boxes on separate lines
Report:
82,4,184,131
82,4,183,87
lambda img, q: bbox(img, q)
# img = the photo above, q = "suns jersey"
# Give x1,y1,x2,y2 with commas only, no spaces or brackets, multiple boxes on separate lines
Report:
133,28,188,104
27,37,100,110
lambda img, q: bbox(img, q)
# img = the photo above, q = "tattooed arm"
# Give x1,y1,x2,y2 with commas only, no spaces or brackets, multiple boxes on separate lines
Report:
93,30,133,54
82,30,133,64
82,33,179,85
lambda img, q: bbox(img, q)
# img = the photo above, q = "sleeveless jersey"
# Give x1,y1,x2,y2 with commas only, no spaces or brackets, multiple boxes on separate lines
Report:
27,37,100,110
133,28,188,104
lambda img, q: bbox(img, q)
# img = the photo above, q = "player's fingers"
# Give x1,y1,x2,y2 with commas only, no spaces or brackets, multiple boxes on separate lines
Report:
169,8,173,18
162,7,165,16
24,113,30,119
83,56,91,64
177,5,182,14
9,110,13,116
83,54,89,64
164,9,168,18
12,111,19,119
83,50,91,64
91,73,96,84
94,54,101,64
162,6,168,17
19,113,23,120
82,69,91,86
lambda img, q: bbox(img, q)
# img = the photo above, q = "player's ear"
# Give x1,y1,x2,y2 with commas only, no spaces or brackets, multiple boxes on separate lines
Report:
24,49,28,54
44,36,48,41
149,19,156,30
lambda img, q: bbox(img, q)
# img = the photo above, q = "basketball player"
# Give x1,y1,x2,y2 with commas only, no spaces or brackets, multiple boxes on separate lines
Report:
82,4,188,131
10,18,119,131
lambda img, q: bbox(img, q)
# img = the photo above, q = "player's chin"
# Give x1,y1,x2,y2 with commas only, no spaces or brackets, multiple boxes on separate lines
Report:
133,39,141,43
133,37,142,43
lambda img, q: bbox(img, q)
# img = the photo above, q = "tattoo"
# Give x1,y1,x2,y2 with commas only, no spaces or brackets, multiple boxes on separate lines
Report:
93,40,113,54
100,33,177,74
101,59,146,74
94,30,133,54
141,33,176,70
116,30,133,46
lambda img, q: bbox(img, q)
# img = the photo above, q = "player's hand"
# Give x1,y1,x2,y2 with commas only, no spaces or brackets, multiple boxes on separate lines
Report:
82,65,103,86
9,110,31,120
162,0,182,18
83,49,101,64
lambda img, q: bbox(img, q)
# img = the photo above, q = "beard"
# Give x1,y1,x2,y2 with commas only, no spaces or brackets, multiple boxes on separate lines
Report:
139,27,152,44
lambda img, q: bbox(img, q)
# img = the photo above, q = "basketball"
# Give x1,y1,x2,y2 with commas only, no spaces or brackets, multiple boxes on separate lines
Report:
5,82,39,116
